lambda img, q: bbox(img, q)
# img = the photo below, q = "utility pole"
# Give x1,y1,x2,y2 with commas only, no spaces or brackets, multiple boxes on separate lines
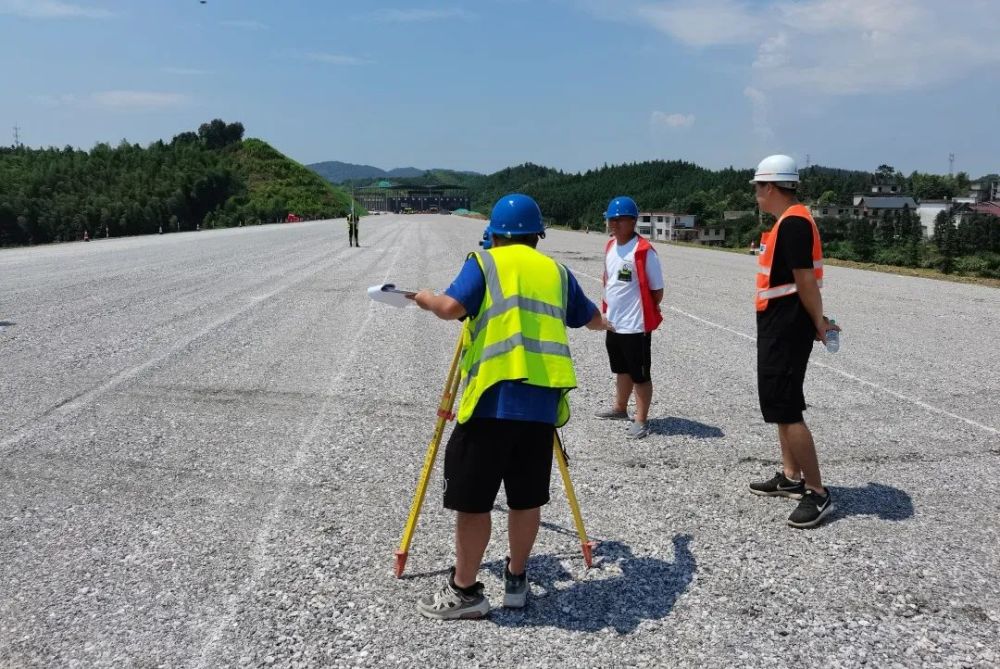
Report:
805,153,811,168
948,153,955,177
12,124,21,148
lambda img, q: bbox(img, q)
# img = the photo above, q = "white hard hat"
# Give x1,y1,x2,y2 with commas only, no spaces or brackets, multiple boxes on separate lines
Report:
750,154,799,187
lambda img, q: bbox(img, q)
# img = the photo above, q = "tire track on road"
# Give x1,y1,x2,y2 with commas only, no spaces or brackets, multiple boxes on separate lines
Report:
0,226,394,459
192,220,410,668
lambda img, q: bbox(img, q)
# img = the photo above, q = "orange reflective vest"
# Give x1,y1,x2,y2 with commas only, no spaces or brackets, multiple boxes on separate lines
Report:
755,204,823,312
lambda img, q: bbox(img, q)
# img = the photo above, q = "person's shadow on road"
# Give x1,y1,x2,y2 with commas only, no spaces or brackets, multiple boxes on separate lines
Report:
827,482,913,523
485,534,696,634
646,417,724,439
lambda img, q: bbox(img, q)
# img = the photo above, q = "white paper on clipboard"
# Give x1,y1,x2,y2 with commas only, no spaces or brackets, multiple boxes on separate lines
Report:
367,283,417,308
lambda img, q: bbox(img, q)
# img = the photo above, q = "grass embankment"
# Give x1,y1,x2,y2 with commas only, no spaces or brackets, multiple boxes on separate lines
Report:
229,139,362,220
668,240,1000,288
554,229,1000,288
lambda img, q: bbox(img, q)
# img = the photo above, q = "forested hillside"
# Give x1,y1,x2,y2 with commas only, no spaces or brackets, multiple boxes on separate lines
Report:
0,119,353,246
390,160,998,278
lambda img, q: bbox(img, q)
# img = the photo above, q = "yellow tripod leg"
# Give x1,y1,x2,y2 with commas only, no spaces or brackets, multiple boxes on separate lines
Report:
553,431,597,568
394,334,464,578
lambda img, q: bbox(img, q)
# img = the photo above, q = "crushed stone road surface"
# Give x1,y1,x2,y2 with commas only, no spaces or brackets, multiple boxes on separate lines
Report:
2,216,997,668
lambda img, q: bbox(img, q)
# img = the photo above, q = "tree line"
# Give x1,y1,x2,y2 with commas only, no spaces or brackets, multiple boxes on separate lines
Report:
393,160,999,279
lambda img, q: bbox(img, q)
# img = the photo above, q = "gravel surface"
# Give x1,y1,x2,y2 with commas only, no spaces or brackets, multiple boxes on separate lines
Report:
1,216,998,668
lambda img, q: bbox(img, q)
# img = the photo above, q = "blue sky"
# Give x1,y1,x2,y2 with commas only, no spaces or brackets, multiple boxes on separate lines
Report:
2,0,998,177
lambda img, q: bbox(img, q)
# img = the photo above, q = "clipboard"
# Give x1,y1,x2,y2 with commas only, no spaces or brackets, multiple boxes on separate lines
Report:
367,283,418,308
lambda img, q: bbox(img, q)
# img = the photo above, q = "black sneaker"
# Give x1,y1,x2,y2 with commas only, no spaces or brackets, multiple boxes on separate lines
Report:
503,557,528,609
749,471,805,499
787,488,835,529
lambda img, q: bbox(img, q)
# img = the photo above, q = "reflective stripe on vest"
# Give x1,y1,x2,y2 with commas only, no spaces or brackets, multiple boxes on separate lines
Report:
466,334,572,378
755,204,824,312
456,245,577,425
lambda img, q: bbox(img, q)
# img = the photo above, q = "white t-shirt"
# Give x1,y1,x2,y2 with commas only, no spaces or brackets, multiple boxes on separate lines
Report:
604,236,664,334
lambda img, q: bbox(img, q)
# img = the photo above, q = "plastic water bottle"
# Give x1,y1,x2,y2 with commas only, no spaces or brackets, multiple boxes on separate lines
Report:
825,318,840,353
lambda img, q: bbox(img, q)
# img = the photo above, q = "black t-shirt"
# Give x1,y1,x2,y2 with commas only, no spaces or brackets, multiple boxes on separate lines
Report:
757,216,815,338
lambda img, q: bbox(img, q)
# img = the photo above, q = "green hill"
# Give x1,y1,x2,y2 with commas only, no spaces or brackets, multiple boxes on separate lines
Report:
452,161,871,227
226,139,358,224
450,160,997,278
307,161,481,184
307,160,424,183
0,119,355,246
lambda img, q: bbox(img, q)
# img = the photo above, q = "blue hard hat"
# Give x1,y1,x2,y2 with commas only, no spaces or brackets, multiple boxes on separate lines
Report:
478,227,493,249
487,193,545,238
604,196,639,220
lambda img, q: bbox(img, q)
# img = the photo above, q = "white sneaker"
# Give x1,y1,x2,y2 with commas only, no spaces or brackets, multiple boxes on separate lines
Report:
626,421,650,439
416,570,490,620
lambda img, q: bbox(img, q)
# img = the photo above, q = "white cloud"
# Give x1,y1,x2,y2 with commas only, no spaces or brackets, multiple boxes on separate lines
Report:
370,8,474,23
776,0,922,35
752,32,788,70
221,19,267,31
35,90,190,110
743,86,773,142
90,91,189,110
0,0,111,19
621,0,1000,95
636,0,763,47
651,111,695,129
304,53,372,65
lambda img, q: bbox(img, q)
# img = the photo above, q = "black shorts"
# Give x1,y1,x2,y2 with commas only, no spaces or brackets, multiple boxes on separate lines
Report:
757,334,814,424
605,331,652,383
443,418,554,513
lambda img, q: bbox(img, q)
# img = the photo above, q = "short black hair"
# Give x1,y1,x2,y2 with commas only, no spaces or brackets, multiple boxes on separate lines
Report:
491,232,540,248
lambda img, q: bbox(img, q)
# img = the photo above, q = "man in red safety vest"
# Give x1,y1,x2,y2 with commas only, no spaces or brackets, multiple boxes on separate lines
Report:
593,196,664,440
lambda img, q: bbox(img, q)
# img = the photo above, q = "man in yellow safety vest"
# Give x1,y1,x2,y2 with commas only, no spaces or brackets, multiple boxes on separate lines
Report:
411,193,610,619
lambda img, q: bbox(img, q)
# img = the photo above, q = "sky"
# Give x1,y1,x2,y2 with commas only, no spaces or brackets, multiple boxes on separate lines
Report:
1,0,998,177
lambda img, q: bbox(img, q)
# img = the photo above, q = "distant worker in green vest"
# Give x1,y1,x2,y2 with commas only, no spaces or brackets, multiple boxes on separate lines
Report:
347,210,360,247
411,193,610,620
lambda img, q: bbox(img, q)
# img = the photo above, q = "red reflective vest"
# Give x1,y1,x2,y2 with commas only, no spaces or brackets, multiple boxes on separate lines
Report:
602,235,663,332
755,204,823,312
